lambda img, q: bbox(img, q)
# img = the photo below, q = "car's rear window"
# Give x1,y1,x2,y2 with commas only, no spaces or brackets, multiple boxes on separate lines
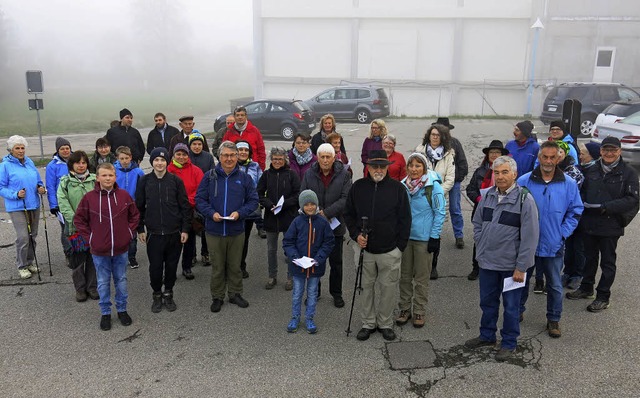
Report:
621,111,640,126
376,88,388,100
549,86,590,101
605,103,640,117
293,101,310,111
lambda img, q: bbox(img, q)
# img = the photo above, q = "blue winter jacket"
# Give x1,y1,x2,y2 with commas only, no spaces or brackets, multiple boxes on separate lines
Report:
195,164,259,237
0,154,44,212
45,154,69,209
518,167,584,257
401,170,447,241
114,160,145,200
505,137,539,178
283,211,335,279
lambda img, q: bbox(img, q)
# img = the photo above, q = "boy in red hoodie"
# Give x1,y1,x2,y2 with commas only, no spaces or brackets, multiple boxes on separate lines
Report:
74,163,140,331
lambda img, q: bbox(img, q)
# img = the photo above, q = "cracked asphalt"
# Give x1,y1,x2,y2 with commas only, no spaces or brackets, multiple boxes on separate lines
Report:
1,118,639,397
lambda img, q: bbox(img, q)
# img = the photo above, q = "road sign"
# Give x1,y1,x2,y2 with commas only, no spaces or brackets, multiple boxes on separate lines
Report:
26,70,44,93
28,99,44,110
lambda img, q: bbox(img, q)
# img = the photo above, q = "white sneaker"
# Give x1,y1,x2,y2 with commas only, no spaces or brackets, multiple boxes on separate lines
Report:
27,264,40,274
18,268,32,279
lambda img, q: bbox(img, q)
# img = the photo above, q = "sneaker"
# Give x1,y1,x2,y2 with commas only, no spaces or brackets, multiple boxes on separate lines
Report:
27,264,40,274
75,290,88,302
333,296,345,308
18,268,32,279
495,348,515,362
87,290,100,300
430,268,438,280
413,314,425,328
182,269,194,280
587,299,610,313
257,228,267,239
285,278,293,291
379,328,396,341
163,291,177,312
100,314,111,331
287,316,300,333
547,321,561,338
533,280,545,294
567,277,582,291
129,258,139,269
455,237,464,249
242,270,250,279
395,310,411,326
464,337,496,349
117,311,132,326
467,268,479,281
229,294,249,308
151,292,163,313
306,318,318,334
265,278,277,290
201,255,211,267
356,327,376,341
566,289,595,300
210,298,223,313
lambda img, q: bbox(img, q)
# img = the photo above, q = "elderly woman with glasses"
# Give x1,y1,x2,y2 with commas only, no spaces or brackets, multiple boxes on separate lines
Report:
361,119,387,176
382,134,406,181
257,147,301,291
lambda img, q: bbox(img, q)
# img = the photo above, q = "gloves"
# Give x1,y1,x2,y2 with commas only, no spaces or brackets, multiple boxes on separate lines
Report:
427,238,440,253
50,208,59,216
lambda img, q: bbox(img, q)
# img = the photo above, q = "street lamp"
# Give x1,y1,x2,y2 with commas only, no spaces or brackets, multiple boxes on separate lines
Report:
525,17,544,118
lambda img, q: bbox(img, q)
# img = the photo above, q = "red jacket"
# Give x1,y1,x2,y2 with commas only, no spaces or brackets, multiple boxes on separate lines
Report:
222,121,266,170
74,182,140,257
167,159,204,207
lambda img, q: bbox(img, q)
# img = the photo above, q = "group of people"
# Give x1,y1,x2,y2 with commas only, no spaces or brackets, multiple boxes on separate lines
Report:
1,108,637,352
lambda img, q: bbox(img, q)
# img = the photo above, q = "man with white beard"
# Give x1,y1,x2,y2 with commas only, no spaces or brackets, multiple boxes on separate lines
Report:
344,149,412,342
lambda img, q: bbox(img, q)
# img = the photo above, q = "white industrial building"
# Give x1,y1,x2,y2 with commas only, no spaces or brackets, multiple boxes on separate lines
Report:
252,0,640,118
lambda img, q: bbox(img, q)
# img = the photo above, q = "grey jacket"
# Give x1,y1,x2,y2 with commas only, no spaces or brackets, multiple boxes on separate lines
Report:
472,185,539,273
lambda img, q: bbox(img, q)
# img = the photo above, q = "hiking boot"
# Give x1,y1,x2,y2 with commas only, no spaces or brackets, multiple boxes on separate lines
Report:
201,255,211,267
533,279,545,294
87,290,99,300
455,237,464,249
306,318,318,334
566,289,595,300
18,268,32,279
257,228,267,239
100,314,111,331
379,328,396,341
229,294,249,308
395,310,411,326
333,296,345,308
587,299,610,313
430,268,438,280
163,291,177,312
75,290,88,302
27,264,40,274
547,321,561,338
567,277,582,291
287,316,300,333
467,268,479,281
117,311,132,326
210,298,223,313
242,269,250,279
495,348,515,362
356,328,376,341
285,278,293,291
265,278,277,290
151,292,163,313
413,314,425,328
129,258,139,269
182,269,194,280
464,337,496,349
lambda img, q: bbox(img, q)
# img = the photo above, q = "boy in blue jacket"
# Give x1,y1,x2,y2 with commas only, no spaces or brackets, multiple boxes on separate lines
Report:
282,190,335,334
114,146,145,268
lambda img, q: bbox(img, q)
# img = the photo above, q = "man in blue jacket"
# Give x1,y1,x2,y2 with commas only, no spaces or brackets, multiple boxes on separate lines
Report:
517,141,583,338
196,141,259,313
505,120,539,178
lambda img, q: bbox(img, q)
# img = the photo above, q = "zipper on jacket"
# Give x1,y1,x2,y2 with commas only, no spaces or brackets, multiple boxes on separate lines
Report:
106,191,115,256
157,179,165,235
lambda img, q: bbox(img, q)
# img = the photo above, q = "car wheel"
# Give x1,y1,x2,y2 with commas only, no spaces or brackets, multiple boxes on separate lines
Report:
356,109,371,124
580,115,596,136
281,124,296,140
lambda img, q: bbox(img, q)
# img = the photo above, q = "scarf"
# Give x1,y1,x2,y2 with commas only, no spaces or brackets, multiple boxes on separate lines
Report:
426,145,444,162
73,170,90,181
405,174,428,195
294,148,313,166
172,159,184,169
373,136,382,142
601,157,620,174
234,122,247,133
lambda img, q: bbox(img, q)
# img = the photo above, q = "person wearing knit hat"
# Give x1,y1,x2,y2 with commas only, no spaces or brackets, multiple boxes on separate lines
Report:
106,108,145,164
149,147,169,165
173,143,189,154
505,120,540,178
282,189,335,333
543,119,579,166
579,142,601,166
46,136,73,260
120,108,132,120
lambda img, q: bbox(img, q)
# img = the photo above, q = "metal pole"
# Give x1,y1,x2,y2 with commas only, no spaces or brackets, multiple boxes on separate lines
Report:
526,19,544,117
35,93,44,161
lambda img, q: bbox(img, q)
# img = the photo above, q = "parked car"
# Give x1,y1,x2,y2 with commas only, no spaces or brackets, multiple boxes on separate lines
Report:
590,100,640,136
591,110,640,165
304,85,390,124
540,82,640,136
213,99,315,140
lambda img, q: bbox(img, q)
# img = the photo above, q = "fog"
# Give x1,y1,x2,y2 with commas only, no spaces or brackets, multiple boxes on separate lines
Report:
0,0,254,133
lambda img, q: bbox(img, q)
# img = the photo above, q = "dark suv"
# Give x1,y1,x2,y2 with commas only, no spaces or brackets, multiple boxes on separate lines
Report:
304,85,390,124
540,82,640,136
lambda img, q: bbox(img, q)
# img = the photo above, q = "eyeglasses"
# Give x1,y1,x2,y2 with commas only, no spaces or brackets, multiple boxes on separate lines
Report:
550,127,563,131
369,164,387,170
383,141,395,146
271,157,285,162
220,153,237,158
371,126,380,130
601,147,620,153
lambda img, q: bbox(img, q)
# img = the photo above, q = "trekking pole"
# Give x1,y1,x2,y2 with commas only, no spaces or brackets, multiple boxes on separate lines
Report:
346,216,368,337
40,193,53,276
22,195,41,282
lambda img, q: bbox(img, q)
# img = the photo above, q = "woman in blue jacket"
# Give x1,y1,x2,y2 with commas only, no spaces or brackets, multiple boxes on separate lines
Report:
0,136,47,279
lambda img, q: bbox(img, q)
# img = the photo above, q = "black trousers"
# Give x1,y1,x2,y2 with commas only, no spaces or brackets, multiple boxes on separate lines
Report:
579,234,620,301
147,233,182,293
319,235,344,298
181,231,195,272
241,220,256,272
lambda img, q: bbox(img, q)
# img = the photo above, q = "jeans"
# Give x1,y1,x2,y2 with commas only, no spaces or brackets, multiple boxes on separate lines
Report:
520,254,564,322
92,253,128,315
580,234,620,301
292,276,319,319
449,181,464,238
9,209,40,269
266,231,290,279
479,268,522,350
128,233,137,260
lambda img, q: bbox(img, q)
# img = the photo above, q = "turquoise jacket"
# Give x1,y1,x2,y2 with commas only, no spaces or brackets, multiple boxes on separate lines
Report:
401,170,446,241
0,154,44,212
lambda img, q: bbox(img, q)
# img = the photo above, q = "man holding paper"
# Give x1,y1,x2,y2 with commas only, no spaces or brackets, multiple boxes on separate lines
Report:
465,156,539,362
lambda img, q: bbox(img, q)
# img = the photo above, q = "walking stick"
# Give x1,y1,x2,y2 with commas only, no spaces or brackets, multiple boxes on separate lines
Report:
40,193,53,276
346,216,368,337
22,196,41,282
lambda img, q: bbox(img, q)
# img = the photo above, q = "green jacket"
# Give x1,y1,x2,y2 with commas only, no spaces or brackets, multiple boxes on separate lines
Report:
57,173,97,235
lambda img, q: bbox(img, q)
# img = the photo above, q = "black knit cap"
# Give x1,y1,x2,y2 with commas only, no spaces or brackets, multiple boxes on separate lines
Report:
119,108,132,119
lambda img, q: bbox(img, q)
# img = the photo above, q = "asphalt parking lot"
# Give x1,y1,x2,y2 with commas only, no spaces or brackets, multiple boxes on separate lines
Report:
1,118,639,397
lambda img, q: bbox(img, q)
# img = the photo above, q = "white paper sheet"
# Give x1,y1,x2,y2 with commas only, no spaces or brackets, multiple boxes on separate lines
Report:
329,217,340,230
503,273,526,292
293,256,315,269
220,216,235,220
56,212,65,224
273,195,285,215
